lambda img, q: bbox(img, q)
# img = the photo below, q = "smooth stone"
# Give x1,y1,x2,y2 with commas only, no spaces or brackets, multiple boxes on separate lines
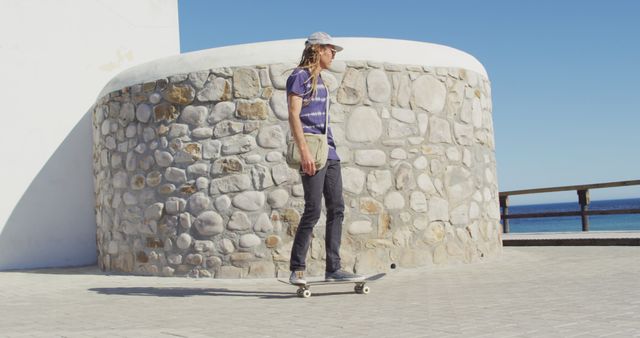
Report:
125,125,136,138
210,174,252,194
429,117,452,143
243,154,262,164
154,150,173,167
445,166,474,205
428,197,449,221
187,162,210,177
253,213,273,233
271,163,290,185
395,74,411,108
233,68,260,99
346,106,382,142
265,235,281,248
119,103,135,126
388,119,418,138
348,220,373,235
191,127,213,139
342,167,366,194
256,125,285,149
366,69,391,103
149,92,162,104
394,162,414,190
122,192,137,206
196,177,209,191
165,197,186,215
179,213,192,229
239,234,261,248
269,63,296,89
220,238,235,254
469,202,480,219
454,122,474,146
410,191,428,213
390,148,407,160
164,167,187,184
251,165,274,190
417,113,428,136
232,191,266,211
188,70,209,89
195,211,224,236
292,184,304,197
208,101,235,124
228,211,251,231
113,171,128,189
144,203,164,221
391,107,416,123
269,90,289,121
384,191,405,210
201,140,221,160
168,124,189,139
366,170,392,198
451,204,470,225
188,192,212,215
411,75,445,113
446,147,461,161
193,240,214,253
180,105,208,126
337,68,365,104
267,189,289,209
136,104,152,123
176,233,192,250
266,151,283,162
215,195,232,212
413,156,428,170
321,70,338,92
417,173,437,194
213,120,244,138
354,150,386,167
197,76,231,101
221,135,257,155
158,183,176,194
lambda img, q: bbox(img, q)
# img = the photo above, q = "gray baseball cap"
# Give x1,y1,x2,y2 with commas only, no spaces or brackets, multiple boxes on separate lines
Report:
304,32,343,52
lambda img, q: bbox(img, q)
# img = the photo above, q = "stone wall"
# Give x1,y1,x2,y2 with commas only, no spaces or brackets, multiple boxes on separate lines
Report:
92,60,501,278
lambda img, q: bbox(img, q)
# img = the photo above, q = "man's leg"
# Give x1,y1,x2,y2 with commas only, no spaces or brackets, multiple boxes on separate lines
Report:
323,160,345,273
289,165,327,271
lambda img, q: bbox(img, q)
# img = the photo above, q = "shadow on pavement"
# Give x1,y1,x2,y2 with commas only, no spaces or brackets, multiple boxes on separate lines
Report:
89,287,354,299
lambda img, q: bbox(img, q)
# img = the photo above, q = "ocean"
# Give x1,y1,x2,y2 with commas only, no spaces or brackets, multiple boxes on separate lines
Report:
503,198,640,233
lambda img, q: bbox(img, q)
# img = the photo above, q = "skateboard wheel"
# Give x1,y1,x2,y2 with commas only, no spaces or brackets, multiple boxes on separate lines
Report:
296,289,303,297
302,289,312,298
361,286,370,294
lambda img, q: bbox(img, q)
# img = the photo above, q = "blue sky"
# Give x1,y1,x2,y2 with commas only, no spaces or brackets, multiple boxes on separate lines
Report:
178,0,639,205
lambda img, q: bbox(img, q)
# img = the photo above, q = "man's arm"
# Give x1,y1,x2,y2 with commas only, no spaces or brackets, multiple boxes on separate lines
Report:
288,94,316,176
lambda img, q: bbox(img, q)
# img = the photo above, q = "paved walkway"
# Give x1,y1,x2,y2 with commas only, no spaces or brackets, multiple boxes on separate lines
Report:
1,247,639,338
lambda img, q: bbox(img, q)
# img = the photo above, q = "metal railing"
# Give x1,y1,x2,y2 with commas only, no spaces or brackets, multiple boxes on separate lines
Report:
499,180,640,233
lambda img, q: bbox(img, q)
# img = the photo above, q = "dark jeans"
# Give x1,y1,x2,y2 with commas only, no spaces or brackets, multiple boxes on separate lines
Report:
290,159,344,273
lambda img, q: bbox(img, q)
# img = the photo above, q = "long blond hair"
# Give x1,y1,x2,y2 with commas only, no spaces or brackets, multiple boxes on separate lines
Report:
297,44,324,103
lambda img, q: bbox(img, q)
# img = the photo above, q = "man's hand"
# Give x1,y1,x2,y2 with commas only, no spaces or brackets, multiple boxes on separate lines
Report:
300,148,316,176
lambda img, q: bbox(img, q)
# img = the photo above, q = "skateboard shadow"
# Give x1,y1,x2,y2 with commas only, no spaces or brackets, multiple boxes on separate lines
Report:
88,287,354,299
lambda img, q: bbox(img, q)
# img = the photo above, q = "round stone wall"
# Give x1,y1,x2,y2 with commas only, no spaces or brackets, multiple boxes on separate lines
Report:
93,39,501,278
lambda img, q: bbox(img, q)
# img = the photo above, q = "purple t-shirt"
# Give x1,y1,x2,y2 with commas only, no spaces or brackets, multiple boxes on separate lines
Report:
286,68,339,161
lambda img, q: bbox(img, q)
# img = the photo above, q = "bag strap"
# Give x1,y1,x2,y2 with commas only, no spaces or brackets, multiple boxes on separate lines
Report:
323,77,329,135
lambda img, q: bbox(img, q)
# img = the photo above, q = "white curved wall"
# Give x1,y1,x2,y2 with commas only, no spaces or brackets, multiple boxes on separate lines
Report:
0,0,179,270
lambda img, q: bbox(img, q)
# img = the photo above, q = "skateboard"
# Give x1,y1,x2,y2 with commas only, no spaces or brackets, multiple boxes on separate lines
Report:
278,273,386,298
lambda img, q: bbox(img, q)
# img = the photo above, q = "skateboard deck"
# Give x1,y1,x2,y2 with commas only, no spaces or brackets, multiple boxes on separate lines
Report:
278,272,386,298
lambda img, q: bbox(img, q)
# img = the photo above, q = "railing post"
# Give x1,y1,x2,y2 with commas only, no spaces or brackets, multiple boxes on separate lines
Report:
499,195,510,233
577,189,590,231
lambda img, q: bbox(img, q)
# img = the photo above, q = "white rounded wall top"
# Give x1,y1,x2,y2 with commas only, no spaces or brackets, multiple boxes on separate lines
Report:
98,37,488,98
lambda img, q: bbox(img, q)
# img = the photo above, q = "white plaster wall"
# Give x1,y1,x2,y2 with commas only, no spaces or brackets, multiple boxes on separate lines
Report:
0,0,179,270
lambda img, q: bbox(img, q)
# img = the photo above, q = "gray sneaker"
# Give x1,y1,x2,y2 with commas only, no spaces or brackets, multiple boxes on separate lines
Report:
289,271,306,285
325,269,365,282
